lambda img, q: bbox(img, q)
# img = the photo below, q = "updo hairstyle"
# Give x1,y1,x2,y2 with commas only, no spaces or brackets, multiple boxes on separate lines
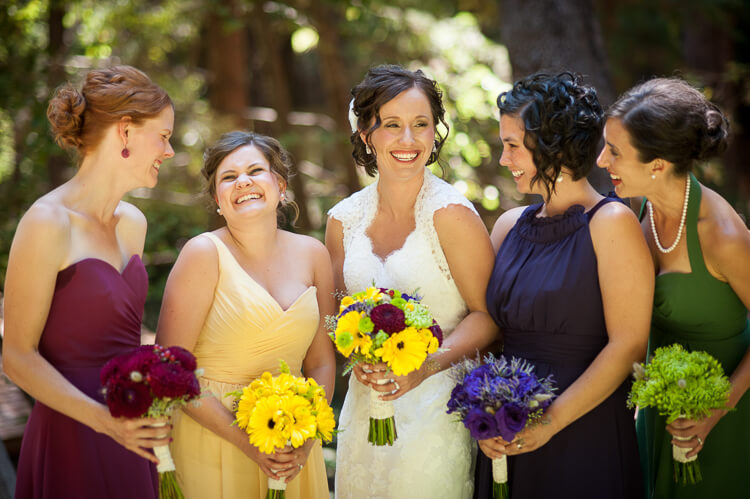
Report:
201,131,298,225
350,65,449,177
606,77,729,175
46,65,172,157
497,72,603,199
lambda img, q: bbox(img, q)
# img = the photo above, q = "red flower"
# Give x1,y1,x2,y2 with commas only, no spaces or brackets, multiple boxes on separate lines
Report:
370,304,406,334
105,379,153,418
149,362,200,399
429,321,443,347
165,346,197,371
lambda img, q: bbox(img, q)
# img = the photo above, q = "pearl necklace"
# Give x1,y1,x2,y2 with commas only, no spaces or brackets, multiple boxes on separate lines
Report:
647,176,690,254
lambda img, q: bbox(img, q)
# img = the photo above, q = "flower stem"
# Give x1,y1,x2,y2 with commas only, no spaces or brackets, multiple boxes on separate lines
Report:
159,471,185,499
493,481,509,499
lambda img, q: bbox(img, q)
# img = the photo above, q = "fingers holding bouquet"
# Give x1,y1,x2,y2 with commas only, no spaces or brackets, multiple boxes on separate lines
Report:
99,412,172,463
477,436,508,460
503,423,556,456
666,410,724,459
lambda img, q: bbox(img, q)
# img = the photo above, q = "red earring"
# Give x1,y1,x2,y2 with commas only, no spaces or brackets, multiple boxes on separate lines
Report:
121,148,130,158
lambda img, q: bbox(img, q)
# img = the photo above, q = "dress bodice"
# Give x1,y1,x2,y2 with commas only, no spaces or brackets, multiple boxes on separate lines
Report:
39,255,147,373
487,197,622,367
328,169,476,334
193,232,319,385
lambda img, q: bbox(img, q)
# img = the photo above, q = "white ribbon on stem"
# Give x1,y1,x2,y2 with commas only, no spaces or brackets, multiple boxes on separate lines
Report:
150,422,175,473
369,378,395,419
492,455,508,484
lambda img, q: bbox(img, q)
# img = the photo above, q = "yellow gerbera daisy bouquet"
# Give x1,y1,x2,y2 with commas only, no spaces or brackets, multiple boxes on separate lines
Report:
327,287,443,445
227,361,336,499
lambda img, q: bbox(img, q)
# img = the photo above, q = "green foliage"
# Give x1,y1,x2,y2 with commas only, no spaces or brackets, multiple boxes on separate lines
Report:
628,344,733,424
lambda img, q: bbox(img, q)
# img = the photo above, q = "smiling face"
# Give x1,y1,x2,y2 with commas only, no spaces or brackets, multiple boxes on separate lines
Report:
597,118,651,198
127,105,175,188
214,144,284,219
364,87,435,182
499,113,542,196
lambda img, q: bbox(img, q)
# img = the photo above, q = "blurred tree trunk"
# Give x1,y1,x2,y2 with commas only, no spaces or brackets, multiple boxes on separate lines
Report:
682,9,749,218
498,0,614,192
206,0,248,126
47,0,67,188
249,7,312,232
306,1,362,196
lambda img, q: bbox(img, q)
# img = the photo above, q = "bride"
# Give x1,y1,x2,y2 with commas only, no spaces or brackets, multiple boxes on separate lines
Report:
326,65,498,498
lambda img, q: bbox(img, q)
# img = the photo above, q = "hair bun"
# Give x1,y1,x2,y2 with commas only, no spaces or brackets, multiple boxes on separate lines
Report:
698,107,729,160
47,84,87,150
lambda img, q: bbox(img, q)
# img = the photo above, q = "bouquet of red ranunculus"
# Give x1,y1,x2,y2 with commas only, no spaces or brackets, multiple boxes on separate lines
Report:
328,287,443,446
101,344,203,499
447,354,556,499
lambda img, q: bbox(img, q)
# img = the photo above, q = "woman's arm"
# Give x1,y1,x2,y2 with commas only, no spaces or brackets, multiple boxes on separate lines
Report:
3,205,168,463
301,238,337,404
503,201,654,456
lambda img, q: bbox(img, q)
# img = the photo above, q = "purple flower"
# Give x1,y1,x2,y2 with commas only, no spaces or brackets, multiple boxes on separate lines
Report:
495,403,528,441
464,408,499,440
165,346,198,371
148,362,200,399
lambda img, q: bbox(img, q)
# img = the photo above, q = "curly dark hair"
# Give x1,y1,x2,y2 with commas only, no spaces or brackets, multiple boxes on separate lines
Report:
497,72,603,199
350,65,449,177
201,131,298,225
606,77,729,175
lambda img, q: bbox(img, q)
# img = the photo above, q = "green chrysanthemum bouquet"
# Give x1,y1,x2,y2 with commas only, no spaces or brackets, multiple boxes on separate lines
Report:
627,344,732,485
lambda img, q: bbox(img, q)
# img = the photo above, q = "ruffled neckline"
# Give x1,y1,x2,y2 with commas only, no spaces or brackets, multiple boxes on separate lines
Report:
515,202,588,243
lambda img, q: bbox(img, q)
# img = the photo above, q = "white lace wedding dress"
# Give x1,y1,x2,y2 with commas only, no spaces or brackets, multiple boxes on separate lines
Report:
330,169,476,499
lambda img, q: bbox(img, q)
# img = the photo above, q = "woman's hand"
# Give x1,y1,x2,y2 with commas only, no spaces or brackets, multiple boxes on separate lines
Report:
666,409,726,458
353,362,429,401
247,440,315,482
478,436,508,460
96,408,172,463
503,420,559,457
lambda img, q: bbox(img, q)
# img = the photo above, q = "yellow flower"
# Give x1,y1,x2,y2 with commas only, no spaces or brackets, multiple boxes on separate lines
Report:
419,328,439,354
248,395,289,454
363,287,383,302
313,397,336,442
335,310,364,357
354,331,373,356
374,327,428,376
234,386,257,430
282,395,317,447
339,295,355,313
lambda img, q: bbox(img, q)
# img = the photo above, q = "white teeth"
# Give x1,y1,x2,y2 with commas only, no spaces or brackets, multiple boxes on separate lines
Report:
392,152,418,161
152,161,160,170
610,174,621,180
511,170,523,178
237,193,261,203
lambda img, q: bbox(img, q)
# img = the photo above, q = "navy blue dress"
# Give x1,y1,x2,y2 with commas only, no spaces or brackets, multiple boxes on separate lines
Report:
474,197,643,499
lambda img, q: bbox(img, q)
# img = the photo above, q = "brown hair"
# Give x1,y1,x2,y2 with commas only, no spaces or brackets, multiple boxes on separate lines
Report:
350,65,449,177
47,65,172,157
201,131,298,225
606,77,729,175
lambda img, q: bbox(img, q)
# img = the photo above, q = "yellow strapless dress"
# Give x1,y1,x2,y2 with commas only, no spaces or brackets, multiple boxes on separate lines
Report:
170,232,329,499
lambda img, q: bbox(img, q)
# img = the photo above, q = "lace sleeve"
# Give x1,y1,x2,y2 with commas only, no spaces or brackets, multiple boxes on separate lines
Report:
327,182,378,251
416,172,479,280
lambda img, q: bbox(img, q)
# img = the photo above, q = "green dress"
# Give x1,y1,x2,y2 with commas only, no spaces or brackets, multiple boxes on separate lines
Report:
637,173,750,499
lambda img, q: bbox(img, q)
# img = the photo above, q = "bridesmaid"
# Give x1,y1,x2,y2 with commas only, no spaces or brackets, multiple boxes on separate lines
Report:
156,131,334,499
475,72,653,498
3,65,174,498
597,77,750,499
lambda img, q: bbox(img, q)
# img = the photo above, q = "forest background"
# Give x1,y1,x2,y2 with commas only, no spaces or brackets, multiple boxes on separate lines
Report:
1,0,749,484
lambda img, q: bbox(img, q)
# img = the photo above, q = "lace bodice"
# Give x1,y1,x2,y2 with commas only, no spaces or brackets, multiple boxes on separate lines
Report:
328,168,477,334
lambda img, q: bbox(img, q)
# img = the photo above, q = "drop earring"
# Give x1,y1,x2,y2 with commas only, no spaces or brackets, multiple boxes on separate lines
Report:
556,173,564,183
121,148,130,158
365,144,372,155
216,208,222,215
280,192,286,202
651,174,656,180
432,142,437,154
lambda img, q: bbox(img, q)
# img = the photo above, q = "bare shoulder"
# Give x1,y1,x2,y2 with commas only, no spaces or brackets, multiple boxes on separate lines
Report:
115,200,147,254
13,199,72,255
116,200,147,229
589,200,642,239
284,231,328,258
699,187,750,268
433,203,486,235
490,206,527,252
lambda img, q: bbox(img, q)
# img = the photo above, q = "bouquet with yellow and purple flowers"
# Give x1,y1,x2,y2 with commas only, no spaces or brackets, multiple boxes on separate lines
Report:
227,361,336,499
328,287,443,445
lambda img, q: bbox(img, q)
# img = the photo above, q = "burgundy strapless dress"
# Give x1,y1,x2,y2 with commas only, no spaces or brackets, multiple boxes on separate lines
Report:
14,255,158,499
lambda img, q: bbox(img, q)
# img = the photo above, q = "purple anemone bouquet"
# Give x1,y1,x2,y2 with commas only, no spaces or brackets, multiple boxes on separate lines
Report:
447,353,556,499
